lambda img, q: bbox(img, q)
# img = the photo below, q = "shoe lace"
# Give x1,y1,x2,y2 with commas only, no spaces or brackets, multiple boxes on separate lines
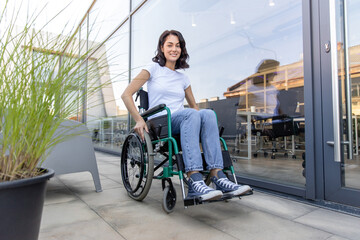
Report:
192,181,212,194
217,178,238,190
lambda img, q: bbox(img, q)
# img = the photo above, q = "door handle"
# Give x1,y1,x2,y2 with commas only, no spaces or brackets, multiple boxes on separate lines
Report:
328,0,341,162
342,0,353,160
327,0,353,161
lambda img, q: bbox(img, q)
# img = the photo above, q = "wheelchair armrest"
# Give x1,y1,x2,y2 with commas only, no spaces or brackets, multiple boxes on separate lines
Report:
140,104,167,118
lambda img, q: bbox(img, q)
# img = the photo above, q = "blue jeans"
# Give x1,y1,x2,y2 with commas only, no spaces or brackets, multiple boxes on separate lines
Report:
171,108,224,173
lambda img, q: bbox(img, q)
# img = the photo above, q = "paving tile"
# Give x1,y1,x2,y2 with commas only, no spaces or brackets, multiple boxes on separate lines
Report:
38,152,360,240
39,218,125,240
97,158,120,164
41,200,99,230
46,177,67,191
235,191,318,220
97,163,120,171
182,199,256,226
102,173,123,184
95,151,120,158
96,158,120,165
97,200,238,240
64,178,121,194
96,194,164,224
294,208,360,240
78,187,133,208
143,180,169,202
326,235,351,240
44,188,78,205
57,171,107,184
97,163,121,176
211,210,332,240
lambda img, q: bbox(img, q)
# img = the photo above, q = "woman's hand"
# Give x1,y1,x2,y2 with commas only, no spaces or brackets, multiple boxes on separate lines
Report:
134,118,149,141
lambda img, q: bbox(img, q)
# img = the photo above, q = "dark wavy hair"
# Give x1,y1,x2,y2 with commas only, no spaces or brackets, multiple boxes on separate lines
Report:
152,30,190,70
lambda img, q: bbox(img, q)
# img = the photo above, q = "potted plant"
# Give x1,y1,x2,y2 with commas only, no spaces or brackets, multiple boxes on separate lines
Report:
0,2,109,239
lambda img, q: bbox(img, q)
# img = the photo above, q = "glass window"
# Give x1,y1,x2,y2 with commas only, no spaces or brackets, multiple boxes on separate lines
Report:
32,50,85,122
340,0,360,190
0,0,93,36
88,23,130,151
88,0,130,48
132,0,305,187
132,0,144,10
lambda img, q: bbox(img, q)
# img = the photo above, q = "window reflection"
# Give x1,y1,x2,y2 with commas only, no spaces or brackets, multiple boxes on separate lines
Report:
88,0,130,46
342,0,360,190
88,23,130,151
132,0,305,187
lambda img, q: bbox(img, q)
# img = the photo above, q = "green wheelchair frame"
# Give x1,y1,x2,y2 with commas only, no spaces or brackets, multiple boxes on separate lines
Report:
120,90,249,213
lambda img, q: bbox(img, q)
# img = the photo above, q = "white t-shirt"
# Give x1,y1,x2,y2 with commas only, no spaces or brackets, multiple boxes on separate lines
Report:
143,62,190,118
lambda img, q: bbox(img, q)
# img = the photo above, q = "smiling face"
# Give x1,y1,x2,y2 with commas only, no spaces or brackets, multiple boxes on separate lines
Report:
161,34,181,64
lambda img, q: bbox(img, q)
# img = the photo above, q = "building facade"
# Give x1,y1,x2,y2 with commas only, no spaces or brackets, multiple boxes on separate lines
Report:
73,0,360,209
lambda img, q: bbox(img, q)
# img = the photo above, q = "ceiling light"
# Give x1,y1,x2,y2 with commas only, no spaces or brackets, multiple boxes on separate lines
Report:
230,13,236,25
191,15,196,27
269,0,275,7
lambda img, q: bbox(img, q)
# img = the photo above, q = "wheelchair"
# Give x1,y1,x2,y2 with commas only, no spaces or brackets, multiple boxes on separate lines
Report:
120,89,252,213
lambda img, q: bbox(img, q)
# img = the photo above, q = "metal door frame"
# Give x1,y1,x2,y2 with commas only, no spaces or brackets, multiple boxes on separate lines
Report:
317,0,360,207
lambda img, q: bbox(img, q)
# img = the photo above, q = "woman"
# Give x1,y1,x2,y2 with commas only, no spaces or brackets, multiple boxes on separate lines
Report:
121,30,251,201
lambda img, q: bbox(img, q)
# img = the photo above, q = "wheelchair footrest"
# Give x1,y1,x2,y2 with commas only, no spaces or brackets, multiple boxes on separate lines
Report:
183,189,253,207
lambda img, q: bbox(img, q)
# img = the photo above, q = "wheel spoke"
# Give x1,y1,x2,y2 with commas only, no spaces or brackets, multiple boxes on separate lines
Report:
121,132,154,200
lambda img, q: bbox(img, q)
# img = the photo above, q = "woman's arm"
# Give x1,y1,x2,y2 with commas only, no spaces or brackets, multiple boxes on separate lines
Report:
185,86,199,110
121,69,150,140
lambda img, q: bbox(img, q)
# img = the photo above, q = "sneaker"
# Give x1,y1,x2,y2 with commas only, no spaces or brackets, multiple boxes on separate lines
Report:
187,173,223,201
211,171,251,196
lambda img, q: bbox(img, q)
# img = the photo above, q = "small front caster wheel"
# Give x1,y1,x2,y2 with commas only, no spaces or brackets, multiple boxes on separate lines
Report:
292,155,297,159
162,186,177,213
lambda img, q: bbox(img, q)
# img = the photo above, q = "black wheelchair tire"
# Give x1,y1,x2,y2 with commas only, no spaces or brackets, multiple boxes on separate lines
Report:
162,186,176,213
121,131,154,201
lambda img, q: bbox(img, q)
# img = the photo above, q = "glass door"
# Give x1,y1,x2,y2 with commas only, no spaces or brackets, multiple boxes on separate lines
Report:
321,0,360,207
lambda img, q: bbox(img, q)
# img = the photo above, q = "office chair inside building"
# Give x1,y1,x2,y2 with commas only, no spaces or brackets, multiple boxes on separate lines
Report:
252,90,300,159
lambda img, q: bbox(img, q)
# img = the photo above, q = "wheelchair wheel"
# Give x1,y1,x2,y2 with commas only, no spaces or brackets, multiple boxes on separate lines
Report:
121,131,154,201
162,185,177,213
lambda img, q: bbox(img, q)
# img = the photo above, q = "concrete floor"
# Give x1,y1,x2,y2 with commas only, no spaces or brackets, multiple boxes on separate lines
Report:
40,151,360,240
